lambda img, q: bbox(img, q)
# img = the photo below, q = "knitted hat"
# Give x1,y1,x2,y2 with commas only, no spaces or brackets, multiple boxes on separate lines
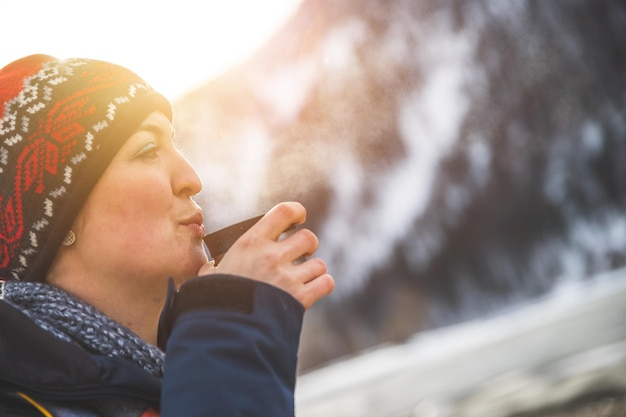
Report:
0,54,172,282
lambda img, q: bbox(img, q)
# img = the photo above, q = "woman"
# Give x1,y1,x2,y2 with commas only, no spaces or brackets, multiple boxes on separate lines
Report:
0,54,334,416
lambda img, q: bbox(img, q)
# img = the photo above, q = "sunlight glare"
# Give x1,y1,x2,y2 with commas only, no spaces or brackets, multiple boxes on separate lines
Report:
0,0,302,100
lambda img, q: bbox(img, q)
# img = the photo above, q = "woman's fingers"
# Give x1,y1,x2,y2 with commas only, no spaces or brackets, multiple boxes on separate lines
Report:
253,202,306,241
278,228,319,262
301,273,335,309
294,258,335,309
271,257,334,309
202,201,334,309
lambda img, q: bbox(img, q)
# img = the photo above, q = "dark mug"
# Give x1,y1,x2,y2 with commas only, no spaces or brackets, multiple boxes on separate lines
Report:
203,215,302,265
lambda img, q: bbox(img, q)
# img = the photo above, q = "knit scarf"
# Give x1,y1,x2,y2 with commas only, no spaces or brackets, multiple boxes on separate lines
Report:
1,280,165,377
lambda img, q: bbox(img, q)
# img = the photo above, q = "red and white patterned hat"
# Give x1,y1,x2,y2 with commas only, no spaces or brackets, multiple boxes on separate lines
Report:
0,55,172,281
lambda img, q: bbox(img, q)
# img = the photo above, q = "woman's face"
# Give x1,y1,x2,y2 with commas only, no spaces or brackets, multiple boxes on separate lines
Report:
70,111,208,287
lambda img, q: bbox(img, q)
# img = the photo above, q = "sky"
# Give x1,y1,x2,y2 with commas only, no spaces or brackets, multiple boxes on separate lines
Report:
0,0,302,101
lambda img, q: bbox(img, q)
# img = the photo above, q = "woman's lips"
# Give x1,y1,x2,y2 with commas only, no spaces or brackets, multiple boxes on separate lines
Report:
182,212,206,238
186,222,206,238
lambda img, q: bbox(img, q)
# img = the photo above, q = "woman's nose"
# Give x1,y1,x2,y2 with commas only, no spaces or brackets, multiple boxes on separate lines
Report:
172,150,203,197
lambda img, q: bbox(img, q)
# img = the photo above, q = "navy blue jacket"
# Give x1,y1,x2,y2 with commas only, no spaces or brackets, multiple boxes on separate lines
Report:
0,274,304,416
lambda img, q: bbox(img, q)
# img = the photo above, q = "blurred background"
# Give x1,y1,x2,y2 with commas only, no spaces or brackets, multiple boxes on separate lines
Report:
3,1,626,416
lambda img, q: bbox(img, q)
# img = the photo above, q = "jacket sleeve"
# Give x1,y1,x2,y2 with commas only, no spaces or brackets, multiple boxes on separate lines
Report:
158,274,304,417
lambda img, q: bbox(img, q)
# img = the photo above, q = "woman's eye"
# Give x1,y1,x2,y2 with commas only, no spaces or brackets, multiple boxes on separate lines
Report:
136,142,159,159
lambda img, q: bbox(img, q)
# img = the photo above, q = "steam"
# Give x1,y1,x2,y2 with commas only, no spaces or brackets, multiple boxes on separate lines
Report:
178,9,476,295
316,22,474,294
187,120,274,231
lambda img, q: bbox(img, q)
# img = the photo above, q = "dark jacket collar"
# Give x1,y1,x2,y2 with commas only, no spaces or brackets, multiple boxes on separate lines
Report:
0,300,161,407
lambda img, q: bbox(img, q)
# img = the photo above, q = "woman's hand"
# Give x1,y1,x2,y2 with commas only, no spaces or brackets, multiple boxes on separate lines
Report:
196,202,334,309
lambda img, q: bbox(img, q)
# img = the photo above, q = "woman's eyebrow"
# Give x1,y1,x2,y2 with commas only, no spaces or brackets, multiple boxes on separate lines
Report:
136,123,172,140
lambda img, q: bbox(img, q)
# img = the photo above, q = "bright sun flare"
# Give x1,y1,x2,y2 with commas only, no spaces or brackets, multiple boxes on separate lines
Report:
0,0,302,100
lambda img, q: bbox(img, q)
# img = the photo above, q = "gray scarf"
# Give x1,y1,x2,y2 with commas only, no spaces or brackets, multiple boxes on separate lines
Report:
1,280,164,378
